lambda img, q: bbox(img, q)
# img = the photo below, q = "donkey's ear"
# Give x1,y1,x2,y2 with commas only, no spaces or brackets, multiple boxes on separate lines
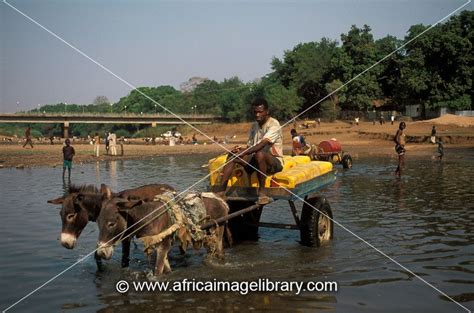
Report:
117,199,143,212
100,184,113,200
47,197,64,205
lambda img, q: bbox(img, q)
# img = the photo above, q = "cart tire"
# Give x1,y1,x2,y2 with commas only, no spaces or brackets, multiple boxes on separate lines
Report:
300,197,333,247
331,154,340,163
227,200,262,243
342,154,352,169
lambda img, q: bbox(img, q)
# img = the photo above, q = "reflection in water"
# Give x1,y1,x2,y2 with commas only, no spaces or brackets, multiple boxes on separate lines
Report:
95,161,100,182
394,179,406,209
105,160,117,190
1,153,473,313
168,156,177,168
62,176,71,196
118,159,125,172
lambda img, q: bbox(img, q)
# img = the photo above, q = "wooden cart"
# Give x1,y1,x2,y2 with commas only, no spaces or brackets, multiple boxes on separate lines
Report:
207,169,336,247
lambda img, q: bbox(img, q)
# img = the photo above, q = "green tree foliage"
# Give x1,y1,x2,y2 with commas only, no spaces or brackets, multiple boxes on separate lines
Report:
189,80,221,114
396,11,472,113
321,80,346,121
243,78,302,122
336,25,382,110
115,86,181,114
218,77,252,122
271,38,338,114
375,35,403,101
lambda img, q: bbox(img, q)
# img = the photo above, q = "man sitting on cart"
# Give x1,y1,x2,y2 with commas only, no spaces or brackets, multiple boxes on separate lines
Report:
218,97,283,205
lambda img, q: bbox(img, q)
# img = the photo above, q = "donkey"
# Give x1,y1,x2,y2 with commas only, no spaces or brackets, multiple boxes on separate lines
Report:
96,190,229,276
47,183,175,268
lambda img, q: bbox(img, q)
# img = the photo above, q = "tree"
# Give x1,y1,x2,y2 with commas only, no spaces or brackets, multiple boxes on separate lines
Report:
245,77,302,122
190,80,221,114
115,86,181,114
395,11,473,114
333,25,383,110
375,35,403,101
271,38,339,115
321,80,346,121
218,77,251,122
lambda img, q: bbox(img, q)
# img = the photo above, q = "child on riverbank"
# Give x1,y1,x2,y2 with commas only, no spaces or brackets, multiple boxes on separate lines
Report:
437,139,444,161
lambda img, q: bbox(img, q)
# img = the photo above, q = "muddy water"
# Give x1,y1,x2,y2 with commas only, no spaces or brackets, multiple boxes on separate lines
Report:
1,152,473,312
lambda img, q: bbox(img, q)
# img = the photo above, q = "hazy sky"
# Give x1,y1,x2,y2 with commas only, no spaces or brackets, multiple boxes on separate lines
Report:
1,0,472,112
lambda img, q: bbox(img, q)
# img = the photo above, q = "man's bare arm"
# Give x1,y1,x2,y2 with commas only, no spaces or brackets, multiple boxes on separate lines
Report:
240,139,270,156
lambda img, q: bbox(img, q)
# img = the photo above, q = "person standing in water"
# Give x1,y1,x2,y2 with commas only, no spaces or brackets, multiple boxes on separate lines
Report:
437,139,444,161
62,138,75,179
394,122,407,177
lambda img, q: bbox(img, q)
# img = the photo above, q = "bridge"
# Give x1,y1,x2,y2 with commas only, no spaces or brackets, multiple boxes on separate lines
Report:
0,113,224,138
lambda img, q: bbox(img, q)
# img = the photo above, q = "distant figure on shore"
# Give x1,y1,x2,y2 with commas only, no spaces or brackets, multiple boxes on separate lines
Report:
23,126,34,148
62,138,75,179
108,132,117,156
94,133,100,157
192,133,198,144
379,113,385,125
355,117,359,126
105,132,110,155
118,136,125,156
394,122,407,177
437,139,444,161
431,125,437,144
317,118,321,126
391,115,395,125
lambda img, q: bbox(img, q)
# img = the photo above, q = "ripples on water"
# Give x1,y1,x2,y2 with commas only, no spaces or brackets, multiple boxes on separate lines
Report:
0,152,473,312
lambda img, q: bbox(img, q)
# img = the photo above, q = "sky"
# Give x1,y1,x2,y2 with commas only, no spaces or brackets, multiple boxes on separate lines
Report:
1,0,472,113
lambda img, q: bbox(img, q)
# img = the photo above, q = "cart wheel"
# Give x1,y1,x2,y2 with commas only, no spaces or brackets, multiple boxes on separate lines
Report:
331,154,341,163
300,197,333,247
342,154,352,169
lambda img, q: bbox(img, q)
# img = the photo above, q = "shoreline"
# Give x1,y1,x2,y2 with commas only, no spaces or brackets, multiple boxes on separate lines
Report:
1,138,472,170
1,119,473,169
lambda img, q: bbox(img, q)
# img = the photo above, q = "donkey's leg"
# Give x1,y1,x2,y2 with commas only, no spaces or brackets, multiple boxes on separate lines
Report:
121,238,131,268
225,224,233,248
216,226,226,259
163,255,172,274
94,251,105,272
154,237,172,275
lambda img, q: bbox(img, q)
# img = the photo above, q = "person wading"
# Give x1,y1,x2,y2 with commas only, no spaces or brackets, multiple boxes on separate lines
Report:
62,138,75,179
218,98,283,205
394,122,407,177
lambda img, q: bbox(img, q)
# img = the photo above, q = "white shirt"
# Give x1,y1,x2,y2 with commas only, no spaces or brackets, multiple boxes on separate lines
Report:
247,117,283,158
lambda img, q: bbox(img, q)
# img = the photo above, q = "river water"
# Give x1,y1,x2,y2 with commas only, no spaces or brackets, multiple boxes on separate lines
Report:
1,152,473,312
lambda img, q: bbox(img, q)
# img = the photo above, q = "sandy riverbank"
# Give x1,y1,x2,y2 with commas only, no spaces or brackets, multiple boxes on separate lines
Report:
1,115,472,169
